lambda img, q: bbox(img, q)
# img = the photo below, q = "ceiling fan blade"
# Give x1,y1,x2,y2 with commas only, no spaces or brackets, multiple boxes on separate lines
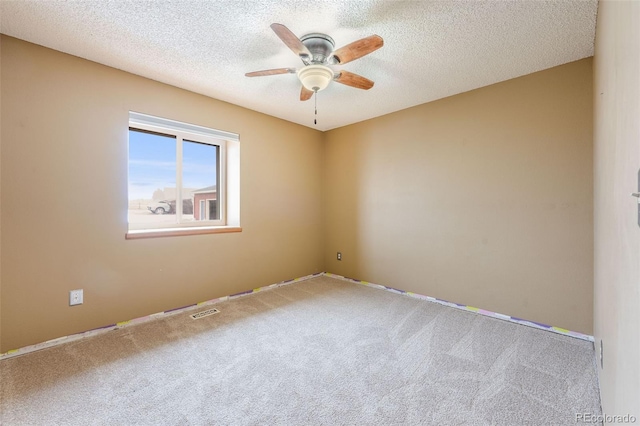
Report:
300,86,313,101
331,35,383,65
334,71,374,90
245,68,295,77
270,23,312,59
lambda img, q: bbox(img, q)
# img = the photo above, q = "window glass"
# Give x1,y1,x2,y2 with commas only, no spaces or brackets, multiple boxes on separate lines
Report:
182,140,219,222
128,129,177,227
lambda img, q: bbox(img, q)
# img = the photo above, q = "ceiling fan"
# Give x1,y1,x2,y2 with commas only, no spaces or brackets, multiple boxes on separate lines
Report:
246,23,384,101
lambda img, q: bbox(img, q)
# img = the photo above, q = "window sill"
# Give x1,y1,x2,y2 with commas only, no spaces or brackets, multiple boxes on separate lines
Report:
126,226,242,240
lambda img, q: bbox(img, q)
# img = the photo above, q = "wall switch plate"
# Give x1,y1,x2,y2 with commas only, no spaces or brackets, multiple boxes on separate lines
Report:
69,289,83,306
634,169,640,227
600,339,604,369
337,252,342,261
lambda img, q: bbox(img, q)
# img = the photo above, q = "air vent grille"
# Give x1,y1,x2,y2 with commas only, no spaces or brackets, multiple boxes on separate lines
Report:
190,308,220,320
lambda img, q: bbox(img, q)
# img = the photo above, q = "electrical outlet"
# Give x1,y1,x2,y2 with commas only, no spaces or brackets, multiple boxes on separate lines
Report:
69,289,83,306
337,252,342,261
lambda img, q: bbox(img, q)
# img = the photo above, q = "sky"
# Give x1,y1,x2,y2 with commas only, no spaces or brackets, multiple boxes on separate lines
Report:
128,129,218,200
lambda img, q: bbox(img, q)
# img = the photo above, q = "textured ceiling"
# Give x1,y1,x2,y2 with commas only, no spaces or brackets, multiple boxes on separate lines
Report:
0,1,597,131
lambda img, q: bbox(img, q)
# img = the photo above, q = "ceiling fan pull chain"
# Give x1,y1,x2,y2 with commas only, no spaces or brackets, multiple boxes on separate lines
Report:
314,91,318,125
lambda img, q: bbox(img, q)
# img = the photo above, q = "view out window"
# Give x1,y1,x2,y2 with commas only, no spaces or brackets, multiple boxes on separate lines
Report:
127,112,239,235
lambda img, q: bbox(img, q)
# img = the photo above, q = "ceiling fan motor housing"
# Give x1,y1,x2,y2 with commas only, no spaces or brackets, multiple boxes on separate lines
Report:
300,33,335,64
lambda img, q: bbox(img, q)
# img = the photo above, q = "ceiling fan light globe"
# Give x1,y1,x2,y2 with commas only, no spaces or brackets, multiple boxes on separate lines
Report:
297,65,333,92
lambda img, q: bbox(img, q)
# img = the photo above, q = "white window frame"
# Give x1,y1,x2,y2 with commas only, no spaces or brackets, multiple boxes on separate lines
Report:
127,112,240,236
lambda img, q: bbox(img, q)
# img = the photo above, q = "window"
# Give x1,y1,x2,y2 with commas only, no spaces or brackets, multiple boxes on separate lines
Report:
127,112,240,238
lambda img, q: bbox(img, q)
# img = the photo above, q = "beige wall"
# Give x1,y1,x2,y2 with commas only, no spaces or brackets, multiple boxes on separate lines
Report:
324,59,594,334
0,37,3,353
593,0,640,418
0,36,325,352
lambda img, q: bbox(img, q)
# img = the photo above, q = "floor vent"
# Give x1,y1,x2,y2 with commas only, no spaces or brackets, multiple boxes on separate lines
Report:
190,308,220,320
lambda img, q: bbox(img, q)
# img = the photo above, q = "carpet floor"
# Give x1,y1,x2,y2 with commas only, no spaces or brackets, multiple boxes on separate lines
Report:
0,275,602,425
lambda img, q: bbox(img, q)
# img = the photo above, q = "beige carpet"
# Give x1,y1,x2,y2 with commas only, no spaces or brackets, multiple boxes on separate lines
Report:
0,275,602,425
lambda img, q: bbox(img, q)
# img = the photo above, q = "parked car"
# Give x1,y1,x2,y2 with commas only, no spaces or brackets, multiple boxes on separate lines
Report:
148,200,172,214
148,199,193,215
